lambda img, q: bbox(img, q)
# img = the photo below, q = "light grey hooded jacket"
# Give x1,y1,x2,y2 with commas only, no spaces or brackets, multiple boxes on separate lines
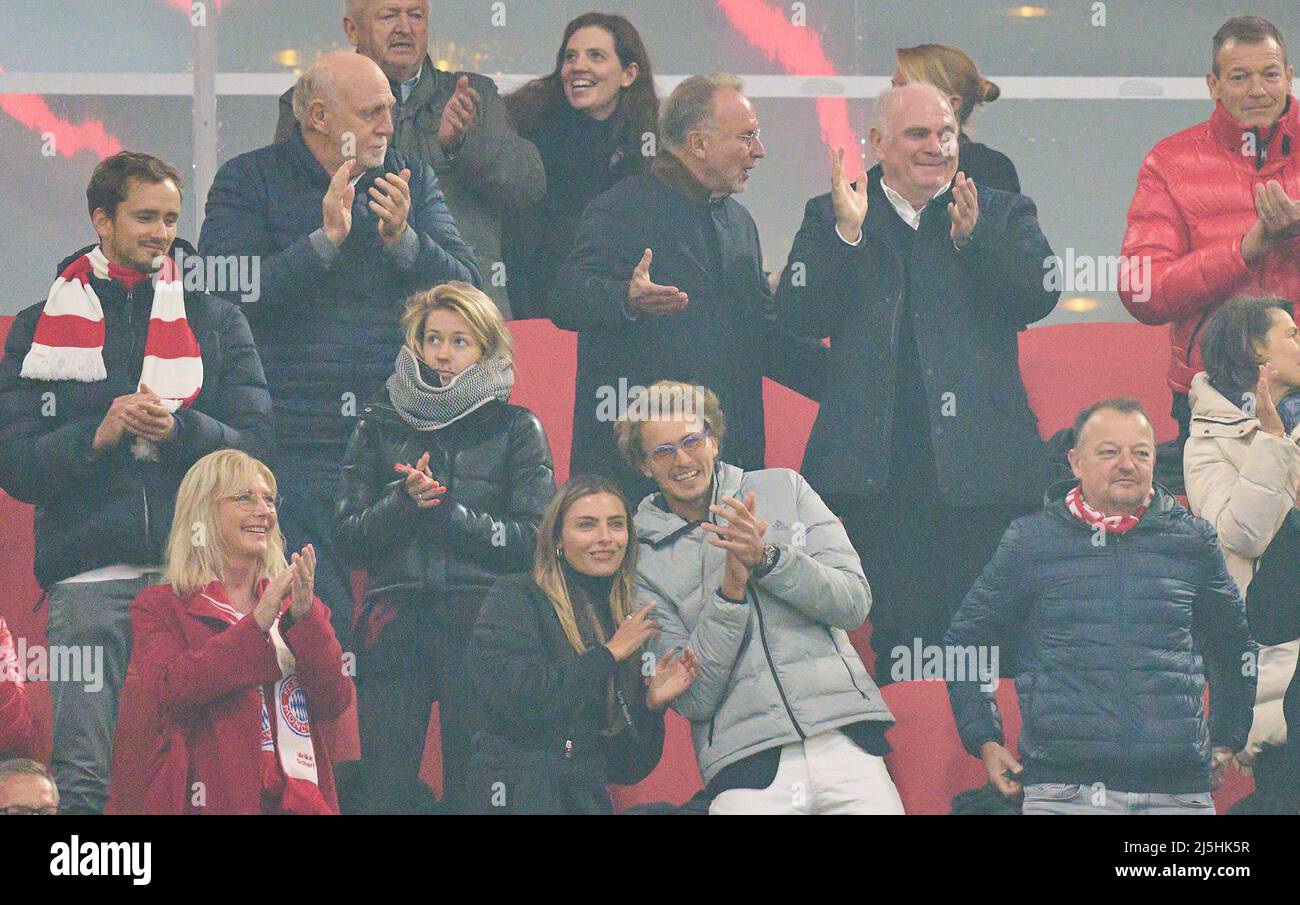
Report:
633,461,893,784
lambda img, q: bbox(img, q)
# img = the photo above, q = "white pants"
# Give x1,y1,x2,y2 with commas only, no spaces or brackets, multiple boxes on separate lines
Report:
708,730,905,815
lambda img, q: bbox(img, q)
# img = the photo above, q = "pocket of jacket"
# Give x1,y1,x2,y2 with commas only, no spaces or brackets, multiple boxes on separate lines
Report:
839,655,867,698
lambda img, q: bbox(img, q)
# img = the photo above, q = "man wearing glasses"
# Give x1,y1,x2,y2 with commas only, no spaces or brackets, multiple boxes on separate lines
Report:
0,760,59,816
552,73,824,505
617,382,903,814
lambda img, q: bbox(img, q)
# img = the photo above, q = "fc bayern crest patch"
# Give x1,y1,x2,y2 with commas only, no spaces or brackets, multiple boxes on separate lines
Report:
278,676,311,737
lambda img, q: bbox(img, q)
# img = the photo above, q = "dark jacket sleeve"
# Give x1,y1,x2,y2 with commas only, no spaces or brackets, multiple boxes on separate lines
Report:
548,191,638,333
282,597,354,722
397,161,483,291
957,191,1059,328
198,156,333,308
333,415,423,568
436,75,546,211
0,304,108,503
1191,520,1259,752
469,577,619,733
775,191,884,341
161,300,273,467
443,409,555,572
943,520,1033,756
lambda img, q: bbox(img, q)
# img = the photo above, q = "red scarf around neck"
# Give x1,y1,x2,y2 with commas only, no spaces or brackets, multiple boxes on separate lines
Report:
1066,485,1153,535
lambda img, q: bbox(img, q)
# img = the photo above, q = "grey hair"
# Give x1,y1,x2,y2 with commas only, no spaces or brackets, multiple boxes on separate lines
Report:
0,758,59,803
660,73,745,149
292,61,340,125
872,82,949,141
344,0,429,21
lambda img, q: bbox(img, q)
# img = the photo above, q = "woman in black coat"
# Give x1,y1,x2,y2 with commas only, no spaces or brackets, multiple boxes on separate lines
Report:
893,43,1021,194
334,282,556,814
467,474,699,815
502,12,659,320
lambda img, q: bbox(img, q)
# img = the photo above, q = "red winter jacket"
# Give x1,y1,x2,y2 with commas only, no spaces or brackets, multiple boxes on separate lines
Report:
1120,98,1300,395
130,582,354,815
0,616,35,758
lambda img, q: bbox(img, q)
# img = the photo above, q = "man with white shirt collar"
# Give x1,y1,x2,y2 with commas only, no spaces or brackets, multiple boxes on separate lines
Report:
776,82,1059,678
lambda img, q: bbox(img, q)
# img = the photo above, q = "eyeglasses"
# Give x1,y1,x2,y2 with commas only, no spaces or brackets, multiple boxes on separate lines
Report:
224,492,282,512
0,805,59,815
704,127,763,150
647,428,711,465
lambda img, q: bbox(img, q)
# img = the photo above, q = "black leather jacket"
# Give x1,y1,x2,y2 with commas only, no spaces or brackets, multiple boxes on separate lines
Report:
334,396,555,629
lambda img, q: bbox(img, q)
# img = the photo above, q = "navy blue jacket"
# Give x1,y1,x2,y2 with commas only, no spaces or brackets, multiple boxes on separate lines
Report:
0,241,273,587
944,482,1258,794
549,152,825,502
777,165,1056,506
198,126,480,478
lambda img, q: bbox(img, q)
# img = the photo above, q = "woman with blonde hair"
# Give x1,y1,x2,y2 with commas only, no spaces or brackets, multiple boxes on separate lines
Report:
130,449,353,814
334,280,556,814
894,43,1020,193
468,474,698,814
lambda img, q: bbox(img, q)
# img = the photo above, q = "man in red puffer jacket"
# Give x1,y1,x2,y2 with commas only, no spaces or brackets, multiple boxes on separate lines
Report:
1121,15,1300,442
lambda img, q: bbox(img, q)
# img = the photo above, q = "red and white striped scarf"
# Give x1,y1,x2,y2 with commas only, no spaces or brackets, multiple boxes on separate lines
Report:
20,245,202,415
1065,484,1153,535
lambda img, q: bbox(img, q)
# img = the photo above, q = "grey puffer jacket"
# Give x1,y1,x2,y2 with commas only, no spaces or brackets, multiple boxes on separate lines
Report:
633,462,893,784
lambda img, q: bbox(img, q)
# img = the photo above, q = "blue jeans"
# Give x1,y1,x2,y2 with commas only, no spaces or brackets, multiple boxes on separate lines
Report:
1023,782,1216,815
45,573,162,815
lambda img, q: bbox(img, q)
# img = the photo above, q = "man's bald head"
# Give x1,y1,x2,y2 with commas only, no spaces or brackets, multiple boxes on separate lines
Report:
874,82,952,141
294,51,396,172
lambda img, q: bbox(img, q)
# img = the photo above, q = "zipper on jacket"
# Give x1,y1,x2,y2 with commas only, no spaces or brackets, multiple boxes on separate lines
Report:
751,592,806,740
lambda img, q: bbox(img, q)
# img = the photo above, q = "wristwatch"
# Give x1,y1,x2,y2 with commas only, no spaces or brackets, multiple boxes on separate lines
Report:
751,543,781,579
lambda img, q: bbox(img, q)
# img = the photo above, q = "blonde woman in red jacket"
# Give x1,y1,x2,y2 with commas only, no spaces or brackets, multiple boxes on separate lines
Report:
130,450,354,814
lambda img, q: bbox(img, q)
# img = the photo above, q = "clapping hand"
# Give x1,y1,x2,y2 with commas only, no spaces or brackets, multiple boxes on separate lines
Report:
830,146,868,244
371,168,413,247
322,159,358,247
287,544,316,620
438,75,480,150
394,452,447,509
1255,363,1286,437
646,647,701,711
948,172,978,247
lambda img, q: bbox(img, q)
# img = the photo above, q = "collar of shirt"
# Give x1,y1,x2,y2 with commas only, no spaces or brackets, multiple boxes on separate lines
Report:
398,64,423,104
880,177,952,230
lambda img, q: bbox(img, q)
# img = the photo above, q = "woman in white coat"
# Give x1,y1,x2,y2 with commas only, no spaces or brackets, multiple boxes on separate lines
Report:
1184,295,1300,810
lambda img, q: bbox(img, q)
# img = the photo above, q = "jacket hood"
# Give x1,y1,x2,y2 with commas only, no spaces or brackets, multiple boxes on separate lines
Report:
1042,477,1180,527
54,237,201,278
634,461,744,547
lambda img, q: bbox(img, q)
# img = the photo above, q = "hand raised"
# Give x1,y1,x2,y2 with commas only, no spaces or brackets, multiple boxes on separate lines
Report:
702,492,768,567
626,249,689,317
830,146,868,243
287,544,316,620
646,647,700,710
948,171,978,247
438,75,480,150
253,567,294,632
322,159,358,246
605,603,661,662
371,168,413,246
1255,363,1286,437
394,451,447,509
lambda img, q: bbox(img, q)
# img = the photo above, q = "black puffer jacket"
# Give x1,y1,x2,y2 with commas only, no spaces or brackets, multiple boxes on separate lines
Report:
467,573,667,813
944,481,1258,794
0,241,273,588
334,396,555,629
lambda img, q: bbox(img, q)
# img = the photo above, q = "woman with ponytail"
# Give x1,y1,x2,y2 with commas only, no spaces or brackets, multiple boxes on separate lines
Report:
467,475,699,814
894,43,1021,194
